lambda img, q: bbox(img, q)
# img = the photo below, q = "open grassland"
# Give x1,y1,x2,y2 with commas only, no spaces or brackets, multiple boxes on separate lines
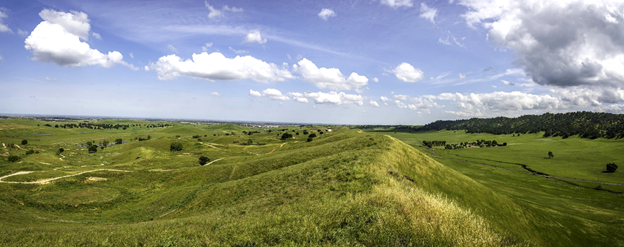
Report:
1,118,622,245
373,129,624,246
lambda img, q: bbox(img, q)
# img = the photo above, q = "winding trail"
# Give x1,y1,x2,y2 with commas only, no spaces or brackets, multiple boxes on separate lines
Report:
203,158,223,166
0,169,133,184
406,135,624,187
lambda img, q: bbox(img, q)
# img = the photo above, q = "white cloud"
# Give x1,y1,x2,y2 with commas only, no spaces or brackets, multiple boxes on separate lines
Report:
390,62,424,82
318,8,336,21
380,96,390,102
0,54,2,60
129,52,134,58
370,100,380,107
92,32,101,40
459,73,466,79
0,8,11,32
592,104,624,114
210,92,221,96
287,92,309,103
436,91,562,116
24,9,130,68
459,0,624,95
262,88,289,101
380,0,414,8
205,1,242,20
292,58,368,91
244,30,267,44
372,77,379,82
202,43,213,52
249,89,261,97
168,44,178,53
229,46,248,54
45,77,56,81
304,91,364,105
17,29,29,36
501,80,515,86
150,52,293,82
223,5,243,13
419,3,438,24
144,65,150,71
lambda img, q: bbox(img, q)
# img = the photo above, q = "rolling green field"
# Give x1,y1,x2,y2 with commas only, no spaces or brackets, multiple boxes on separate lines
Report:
372,129,624,246
1,118,623,246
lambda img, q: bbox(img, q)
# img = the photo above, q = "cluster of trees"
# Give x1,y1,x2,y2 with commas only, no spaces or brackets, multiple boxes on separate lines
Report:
137,135,151,141
423,140,507,150
414,112,624,139
170,142,183,151
43,122,173,130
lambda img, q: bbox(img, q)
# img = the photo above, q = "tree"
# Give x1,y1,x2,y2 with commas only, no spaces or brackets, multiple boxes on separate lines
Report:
281,133,293,140
88,145,98,153
607,163,618,173
102,140,109,147
115,138,123,144
199,156,210,165
307,137,314,142
309,133,317,138
57,148,64,155
548,151,554,159
8,155,21,162
21,140,27,145
170,142,183,151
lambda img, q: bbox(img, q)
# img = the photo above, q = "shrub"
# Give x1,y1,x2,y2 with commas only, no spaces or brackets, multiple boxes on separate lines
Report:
8,155,21,162
199,156,210,165
607,163,618,173
307,137,313,142
170,142,183,151
308,133,317,138
88,145,98,153
281,133,293,140
115,138,123,144
25,149,35,155
21,140,27,145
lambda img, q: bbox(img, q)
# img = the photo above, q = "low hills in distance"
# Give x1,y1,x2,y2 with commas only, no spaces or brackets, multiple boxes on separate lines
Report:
0,112,623,246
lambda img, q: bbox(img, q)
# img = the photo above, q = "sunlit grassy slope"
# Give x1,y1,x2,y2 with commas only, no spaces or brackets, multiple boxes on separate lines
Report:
0,119,571,245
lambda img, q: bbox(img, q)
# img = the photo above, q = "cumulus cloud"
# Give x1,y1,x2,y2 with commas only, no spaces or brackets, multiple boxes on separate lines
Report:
501,80,514,86
150,52,293,82
0,8,12,32
390,62,424,82
249,89,261,97
262,88,289,101
380,0,414,8
244,30,267,44
592,104,624,114
380,96,390,102
372,77,379,82
436,91,562,116
370,100,380,107
287,92,309,103
304,91,364,105
318,8,336,21
292,58,368,91
460,0,624,95
91,32,101,40
24,9,131,68
392,95,440,113
419,3,437,24
205,1,243,20
210,92,221,96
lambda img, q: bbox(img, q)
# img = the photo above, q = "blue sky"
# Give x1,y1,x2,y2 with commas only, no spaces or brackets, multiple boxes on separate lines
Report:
1,0,623,124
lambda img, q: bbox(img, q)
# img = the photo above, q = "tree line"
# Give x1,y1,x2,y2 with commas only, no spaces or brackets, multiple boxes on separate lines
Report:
398,112,624,139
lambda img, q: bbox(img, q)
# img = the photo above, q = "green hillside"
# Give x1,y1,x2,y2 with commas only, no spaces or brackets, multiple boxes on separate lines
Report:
0,118,615,245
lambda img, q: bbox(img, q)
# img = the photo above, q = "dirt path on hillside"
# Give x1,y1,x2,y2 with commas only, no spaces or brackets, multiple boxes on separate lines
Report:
0,169,133,184
204,158,223,166
407,135,624,187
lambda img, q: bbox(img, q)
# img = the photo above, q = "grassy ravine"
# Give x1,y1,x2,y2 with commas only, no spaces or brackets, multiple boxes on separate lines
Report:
375,130,624,247
0,119,544,246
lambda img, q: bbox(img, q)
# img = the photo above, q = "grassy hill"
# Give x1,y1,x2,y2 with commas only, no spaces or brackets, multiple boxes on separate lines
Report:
0,119,618,245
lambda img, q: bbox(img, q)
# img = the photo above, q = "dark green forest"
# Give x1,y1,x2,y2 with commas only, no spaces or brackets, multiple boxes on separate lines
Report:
369,112,624,139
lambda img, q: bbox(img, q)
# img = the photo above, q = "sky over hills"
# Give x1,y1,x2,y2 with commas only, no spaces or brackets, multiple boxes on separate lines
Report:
1,0,623,124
